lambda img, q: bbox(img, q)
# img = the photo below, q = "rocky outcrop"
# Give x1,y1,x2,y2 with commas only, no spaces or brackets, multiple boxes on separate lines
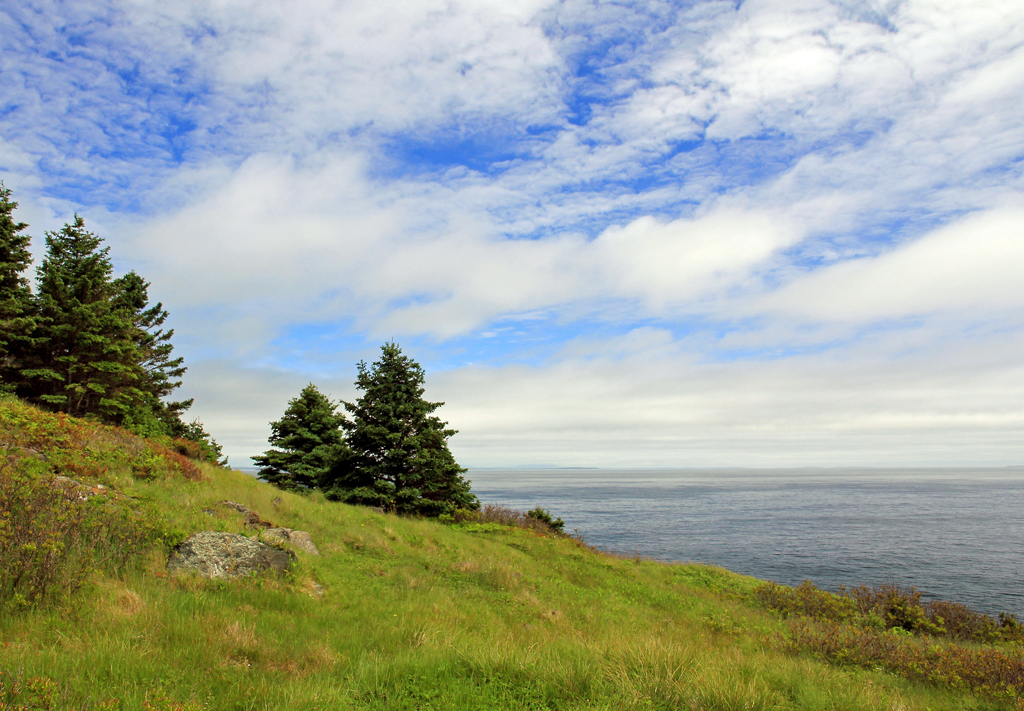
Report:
218,500,273,529
262,527,319,555
167,531,294,579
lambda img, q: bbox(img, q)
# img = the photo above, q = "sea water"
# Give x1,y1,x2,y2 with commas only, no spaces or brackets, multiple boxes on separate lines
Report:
466,467,1024,618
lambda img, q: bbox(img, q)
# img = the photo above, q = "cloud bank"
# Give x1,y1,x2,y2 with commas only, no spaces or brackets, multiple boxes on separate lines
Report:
2,0,1022,466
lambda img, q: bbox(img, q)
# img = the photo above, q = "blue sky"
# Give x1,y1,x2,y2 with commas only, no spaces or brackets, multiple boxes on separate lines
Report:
2,0,1023,467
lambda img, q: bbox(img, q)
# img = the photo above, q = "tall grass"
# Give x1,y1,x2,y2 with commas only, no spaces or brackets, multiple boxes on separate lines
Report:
1,397,1020,709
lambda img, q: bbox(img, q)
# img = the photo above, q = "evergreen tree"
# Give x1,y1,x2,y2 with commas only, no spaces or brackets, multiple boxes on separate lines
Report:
19,216,145,420
324,343,478,516
181,418,228,467
254,383,348,491
0,183,35,394
113,270,192,434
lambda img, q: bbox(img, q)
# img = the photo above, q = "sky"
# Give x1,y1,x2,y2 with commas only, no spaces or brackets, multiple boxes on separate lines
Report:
2,0,1023,468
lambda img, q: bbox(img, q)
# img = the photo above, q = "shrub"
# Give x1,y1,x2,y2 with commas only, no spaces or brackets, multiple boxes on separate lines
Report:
755,578,1024,702
0,454,172,610
753,580,857,622
842,583,946,635
786,618,1024,701
440,504,568,536
0,669,60,710
525,506,565,533
756,579,1023,645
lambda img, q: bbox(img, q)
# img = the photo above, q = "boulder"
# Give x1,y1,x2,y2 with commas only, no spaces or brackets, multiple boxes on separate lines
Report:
262,527,319,555
167,531,294,579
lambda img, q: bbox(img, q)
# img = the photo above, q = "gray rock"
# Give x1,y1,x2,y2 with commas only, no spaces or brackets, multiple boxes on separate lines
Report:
218,500,252,514
167,531,294,579
217,500,273,529
262,527,319,555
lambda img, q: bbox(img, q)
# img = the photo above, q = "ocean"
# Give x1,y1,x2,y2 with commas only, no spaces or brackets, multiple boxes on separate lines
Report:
466,467,1024,618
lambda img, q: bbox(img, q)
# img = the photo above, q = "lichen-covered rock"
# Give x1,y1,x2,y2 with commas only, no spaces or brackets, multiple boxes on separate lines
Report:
167,531,294,579
262,527,319,555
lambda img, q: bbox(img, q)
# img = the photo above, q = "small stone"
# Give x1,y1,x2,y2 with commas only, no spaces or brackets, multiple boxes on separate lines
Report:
287,530,319,556
218,500,273,529
262,527,319,555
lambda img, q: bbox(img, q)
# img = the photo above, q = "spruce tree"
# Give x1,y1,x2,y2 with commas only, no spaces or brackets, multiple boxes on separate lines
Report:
255,383,348,491
113,270,192,434
0,183,35,394
19,216,144,420
324,343,478,516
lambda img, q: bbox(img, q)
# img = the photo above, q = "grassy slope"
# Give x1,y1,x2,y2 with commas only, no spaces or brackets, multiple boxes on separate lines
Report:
0,398,1012,710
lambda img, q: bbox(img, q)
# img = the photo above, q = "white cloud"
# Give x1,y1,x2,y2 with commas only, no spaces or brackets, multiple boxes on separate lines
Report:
4,0,1024,467
757,206,1024,322
126,150,801,344
436,327,1024,468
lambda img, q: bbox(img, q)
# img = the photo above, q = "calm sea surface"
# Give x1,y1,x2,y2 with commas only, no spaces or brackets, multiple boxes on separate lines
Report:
466,468,1024,618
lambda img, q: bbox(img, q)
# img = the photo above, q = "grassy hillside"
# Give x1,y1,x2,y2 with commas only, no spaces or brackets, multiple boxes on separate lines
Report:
0,397,1019,710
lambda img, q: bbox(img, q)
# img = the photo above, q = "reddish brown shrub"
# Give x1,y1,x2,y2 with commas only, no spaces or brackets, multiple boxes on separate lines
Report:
786,618,1024,701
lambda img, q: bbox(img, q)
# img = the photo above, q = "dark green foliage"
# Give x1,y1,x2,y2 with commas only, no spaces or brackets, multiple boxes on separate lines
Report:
525,506,565,533
0,183,35,394
113,271,193,436
255,383,348,491
842,583,945,635
1,204,194,437
180,418,228,466
323,342,478,516
18,216,145,421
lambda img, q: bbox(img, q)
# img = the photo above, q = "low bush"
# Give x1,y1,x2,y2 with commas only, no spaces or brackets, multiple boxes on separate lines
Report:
439,503,567,535
0,454,173,611
786,617,1024,701
755,578,1024,702
755,579,1024,645
525,506,565,533
754,580,858,622
0,398,208,483
842,583,946,635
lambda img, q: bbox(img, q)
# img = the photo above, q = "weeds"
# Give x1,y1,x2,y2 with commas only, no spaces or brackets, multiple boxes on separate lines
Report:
786,617,1024,700
755,579,1024,643
754,580,858,623
0,398,205,483
440,503,567,536
0,455,173,610
755,579,1024,702
2,396,1017,710
0,669,208,710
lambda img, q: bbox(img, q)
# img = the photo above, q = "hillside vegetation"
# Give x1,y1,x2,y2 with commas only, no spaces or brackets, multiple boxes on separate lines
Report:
0,397,1020,711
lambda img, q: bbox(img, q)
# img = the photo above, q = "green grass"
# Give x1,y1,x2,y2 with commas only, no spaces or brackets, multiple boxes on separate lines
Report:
1,397,1020,710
